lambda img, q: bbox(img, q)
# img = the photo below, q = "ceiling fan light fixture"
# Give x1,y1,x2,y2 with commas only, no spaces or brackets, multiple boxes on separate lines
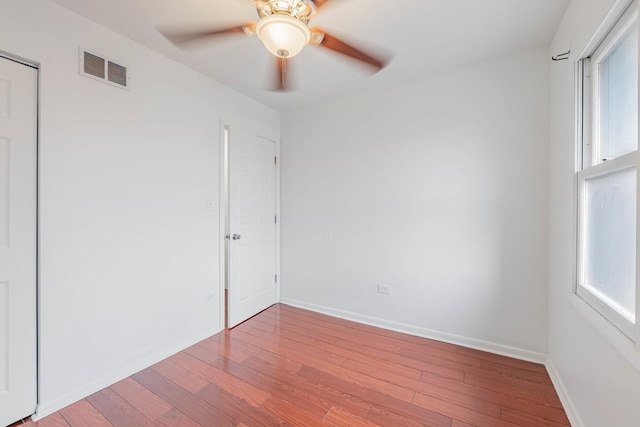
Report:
256,14,310,58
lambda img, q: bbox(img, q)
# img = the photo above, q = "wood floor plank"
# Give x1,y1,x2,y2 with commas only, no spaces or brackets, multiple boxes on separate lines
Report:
397,348,477,380
196,383,286,426
168,351,271,408
397,345,483,369
456,346,548,374
260,396,326,427
232,328,416,403
501,405,571,427
230,325,348,369
272,305,459,356
110,377,172,421
85,387,154,426
58,400,113,427
132,368,237,426
463,371,563,408
451,420,476,427
265,309,414,356
364,404,436,427
187,335,250,365
29,303,569,427
256,312,343,346
478,358,554,385
152,408,203,427
216,333,303,374
322,406,382,427
264,311,383,348
297,365,453,427
410,376,502,418
25,413,70,427
341,356,423,383
311,359,417,403
413,392,513,427
327,335,476,381
250,316,390,370
238,355,372,418
150,357,210,394
252,318,426,382
248,326,421,402
421,371,569,424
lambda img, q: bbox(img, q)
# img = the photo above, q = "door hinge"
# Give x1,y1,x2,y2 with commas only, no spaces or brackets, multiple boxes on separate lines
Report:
275,215,277,224
275,274,278,282
274,156,277,165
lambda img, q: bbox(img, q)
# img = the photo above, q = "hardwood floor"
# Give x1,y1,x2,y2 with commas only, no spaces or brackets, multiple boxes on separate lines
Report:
11,304,569,426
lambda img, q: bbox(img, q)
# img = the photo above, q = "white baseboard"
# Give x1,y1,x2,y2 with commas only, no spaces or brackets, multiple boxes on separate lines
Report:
545,357,583,427
32,326,221,421
279,297,547,364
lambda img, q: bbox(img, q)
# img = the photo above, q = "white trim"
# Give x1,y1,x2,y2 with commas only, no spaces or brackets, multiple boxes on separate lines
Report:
545,357,585,427
274,140,281,303
218,119,228,330
32,326,220,421
280,298,546,364
578,151,638,180
578,0,637,59
636,9,640,347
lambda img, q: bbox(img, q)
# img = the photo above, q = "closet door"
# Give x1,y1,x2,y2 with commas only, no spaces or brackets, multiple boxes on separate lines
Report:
0,56,38,426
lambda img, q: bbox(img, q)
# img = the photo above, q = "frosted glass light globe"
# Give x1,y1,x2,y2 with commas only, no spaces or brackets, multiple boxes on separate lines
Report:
256,14,311,58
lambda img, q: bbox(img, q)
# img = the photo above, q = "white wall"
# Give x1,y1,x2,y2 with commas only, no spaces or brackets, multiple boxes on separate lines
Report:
0,0,279,417
280,47,550,358
548,0,640,425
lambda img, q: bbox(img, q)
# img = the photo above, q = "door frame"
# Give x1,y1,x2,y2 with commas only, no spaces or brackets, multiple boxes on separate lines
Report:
0,50,40,421
218,118,281,330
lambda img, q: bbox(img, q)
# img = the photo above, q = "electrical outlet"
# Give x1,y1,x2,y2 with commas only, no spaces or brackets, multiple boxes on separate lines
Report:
378,284,391,295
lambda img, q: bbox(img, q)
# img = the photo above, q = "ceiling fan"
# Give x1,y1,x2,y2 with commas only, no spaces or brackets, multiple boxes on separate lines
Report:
159,0,389,91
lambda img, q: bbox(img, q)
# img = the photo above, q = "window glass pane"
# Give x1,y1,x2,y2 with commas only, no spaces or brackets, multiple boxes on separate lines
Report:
583,168,637,318
597,22,638,162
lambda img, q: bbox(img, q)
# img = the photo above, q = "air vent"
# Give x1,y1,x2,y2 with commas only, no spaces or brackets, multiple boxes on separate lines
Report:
79,48,130,90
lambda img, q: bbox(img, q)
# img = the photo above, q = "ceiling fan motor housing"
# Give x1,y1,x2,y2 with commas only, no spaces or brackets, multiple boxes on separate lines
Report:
255,0,315,22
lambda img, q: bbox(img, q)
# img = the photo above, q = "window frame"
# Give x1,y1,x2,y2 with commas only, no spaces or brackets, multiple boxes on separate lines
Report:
576,0,639,342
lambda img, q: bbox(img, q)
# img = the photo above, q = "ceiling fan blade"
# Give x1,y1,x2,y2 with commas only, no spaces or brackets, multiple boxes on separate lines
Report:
273,56,290,92
310,28,387,71
309,0,331,9
159,23,256,46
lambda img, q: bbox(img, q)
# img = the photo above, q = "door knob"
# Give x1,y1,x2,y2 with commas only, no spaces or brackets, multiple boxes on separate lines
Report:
232,234,241,240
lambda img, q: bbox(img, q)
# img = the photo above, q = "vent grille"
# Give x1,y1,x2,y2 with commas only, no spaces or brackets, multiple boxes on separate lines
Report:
79,48,130,90
84,52,105,79
108,61,127,86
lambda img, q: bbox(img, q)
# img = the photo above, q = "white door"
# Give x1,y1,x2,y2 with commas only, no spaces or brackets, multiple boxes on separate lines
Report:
0,57,38,426
228,127,277,328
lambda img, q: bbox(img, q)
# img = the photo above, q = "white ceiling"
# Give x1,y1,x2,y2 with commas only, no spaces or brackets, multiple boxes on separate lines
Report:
49,0,569,111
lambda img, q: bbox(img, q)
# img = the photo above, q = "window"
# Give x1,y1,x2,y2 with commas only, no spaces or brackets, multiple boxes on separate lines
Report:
578,1,638,339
